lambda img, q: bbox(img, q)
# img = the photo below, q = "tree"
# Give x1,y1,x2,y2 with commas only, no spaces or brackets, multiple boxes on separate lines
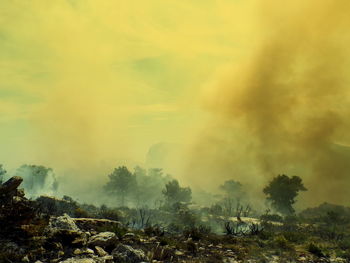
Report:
134,167,163,207
0,164,6,184
220,179,244,199
104,166,137,206
263,174,307,215
15,164,58,197
162,179,192,206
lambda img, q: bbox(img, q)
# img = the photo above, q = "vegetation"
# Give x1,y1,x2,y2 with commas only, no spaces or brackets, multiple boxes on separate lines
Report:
219,179,244,200
162,179,192,206
263,174,307,215
2,162,350,262
0,164,6,184
15,164,58,197
104,166,172,207
104,166,137,206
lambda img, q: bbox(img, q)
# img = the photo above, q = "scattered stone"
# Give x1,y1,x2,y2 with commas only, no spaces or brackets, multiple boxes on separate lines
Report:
95,246,108,257
88,232,118,248
59,258,96,263
124,232,136,238
112,244,148,263
74,248,83,255
22,255,30,262
48,214,79,232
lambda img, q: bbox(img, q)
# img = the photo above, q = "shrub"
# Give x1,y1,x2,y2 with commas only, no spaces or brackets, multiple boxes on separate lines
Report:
282,231,307,243
98,205,120,221
258,230,273,240
74,207,90,218
183,225,211,241
307,243,324,257
338,238,350,250
273,235,292,249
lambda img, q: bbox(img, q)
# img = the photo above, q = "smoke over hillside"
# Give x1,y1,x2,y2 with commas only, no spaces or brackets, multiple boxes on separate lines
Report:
186,0,350,206
1,0,350,207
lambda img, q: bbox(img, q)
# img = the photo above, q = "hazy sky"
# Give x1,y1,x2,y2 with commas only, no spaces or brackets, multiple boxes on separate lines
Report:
1,0,350,206
0,0,253,169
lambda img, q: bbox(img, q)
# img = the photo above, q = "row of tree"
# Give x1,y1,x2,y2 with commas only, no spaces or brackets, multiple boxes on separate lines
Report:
103,165,307,215
103,166,192,208
0,163,307,215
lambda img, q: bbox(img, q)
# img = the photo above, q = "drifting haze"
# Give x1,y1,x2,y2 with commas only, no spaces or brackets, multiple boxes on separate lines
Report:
1,0,350,206
188,0,350,206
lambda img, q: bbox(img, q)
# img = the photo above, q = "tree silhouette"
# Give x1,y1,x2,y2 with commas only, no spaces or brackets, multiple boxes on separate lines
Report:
162,179,192,206
0,164,6,184
263,174,307,215
104,166,137,206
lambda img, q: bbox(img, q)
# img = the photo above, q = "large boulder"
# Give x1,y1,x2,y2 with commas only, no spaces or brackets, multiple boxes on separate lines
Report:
0,176,39,236
112,244,148,263
0,176,23,195
48,214,80,231
45,214,87,247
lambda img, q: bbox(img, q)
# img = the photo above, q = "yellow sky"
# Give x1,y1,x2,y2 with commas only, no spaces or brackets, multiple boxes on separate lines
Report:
0,0,256,170
1,0,350,206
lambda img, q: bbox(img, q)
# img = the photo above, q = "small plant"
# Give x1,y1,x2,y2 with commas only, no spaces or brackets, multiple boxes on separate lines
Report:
249,223,264,235
98,205,120,221
273,235,292,249
282,231,306,243
183,225,211,241
144,225,165,236
224,221,245,236
307,243,324,257
186,240,197,254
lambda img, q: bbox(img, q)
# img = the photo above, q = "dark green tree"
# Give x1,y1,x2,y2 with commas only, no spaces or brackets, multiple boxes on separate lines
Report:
0,164,6,184
263,174,307,215
162,179,192,206
104,166,137,206
220,179,244,199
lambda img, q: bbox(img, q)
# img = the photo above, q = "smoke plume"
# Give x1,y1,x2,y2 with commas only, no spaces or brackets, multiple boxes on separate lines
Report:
186,0,350,206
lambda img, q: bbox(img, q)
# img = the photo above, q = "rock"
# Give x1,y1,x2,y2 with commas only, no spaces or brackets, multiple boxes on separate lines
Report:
74,248,83,255
0,176,38,234
95,246,108,257
0,176,23,195
45,214,88,247
88,232,117,248
112,244,148,263
86,248,95,254
47,229,88,247
100,255,113,262
124,232,136,238
22,255,30,262
48,214,80,231
74,248,95,255
59,258,96,263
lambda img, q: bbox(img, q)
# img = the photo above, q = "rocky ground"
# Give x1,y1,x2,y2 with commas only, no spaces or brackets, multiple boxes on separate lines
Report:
0,176,348,263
